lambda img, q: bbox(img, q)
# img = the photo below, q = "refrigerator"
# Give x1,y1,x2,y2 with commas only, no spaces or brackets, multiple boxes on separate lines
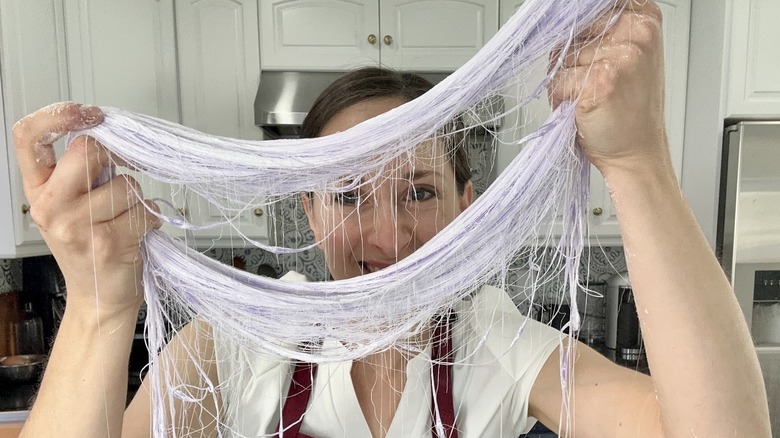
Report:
718,121,780,433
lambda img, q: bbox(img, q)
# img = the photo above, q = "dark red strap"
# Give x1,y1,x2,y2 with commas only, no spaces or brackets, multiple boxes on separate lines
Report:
276,313,458,438
431,313,458,438
277,361,317,438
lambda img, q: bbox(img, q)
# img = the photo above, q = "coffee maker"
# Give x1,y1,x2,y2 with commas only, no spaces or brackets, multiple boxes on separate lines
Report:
606,272,644,364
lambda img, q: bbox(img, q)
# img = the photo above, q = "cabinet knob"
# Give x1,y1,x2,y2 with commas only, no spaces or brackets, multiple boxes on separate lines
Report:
592,207,603,216
253,208,264,217
21,204,30,215
367,34,377,45
383,35,393,45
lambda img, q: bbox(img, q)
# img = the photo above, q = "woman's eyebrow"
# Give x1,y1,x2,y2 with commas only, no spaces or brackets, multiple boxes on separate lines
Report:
404,169,443,181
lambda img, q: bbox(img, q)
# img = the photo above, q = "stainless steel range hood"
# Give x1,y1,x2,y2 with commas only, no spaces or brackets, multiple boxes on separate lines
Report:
254,71,344,139
254,71,453,139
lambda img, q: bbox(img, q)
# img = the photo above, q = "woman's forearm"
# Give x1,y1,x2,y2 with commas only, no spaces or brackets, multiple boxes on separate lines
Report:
20,297,139,438
604,161,771,437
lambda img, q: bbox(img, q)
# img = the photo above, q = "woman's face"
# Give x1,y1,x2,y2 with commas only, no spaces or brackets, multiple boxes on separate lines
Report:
303,97,473,280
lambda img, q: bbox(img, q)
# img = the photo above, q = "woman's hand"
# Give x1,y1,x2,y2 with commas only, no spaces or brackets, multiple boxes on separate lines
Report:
550,0,669,177
547,2,772,435
13,102,161,316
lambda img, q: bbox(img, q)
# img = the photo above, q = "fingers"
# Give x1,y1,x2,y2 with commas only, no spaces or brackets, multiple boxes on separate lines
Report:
548,2,663,108
624,0,662,21
48,135,114,203
548,61,618,111
13,102,104,191
80,175,145,223
110,200,163,245
574,1,660,41
550,1,662,66
63,200,162,270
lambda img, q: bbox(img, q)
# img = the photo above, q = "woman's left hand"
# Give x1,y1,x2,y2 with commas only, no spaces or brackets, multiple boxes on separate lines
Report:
549,0,669,176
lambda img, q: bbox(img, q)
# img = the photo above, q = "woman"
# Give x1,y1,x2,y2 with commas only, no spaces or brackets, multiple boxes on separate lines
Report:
12,1,770,436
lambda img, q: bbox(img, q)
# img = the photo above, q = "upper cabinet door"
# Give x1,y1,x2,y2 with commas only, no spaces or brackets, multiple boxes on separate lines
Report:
177,0,262,140
0,0,70,256
260,0,380,70
726,0,780,118
64,0,185,237
176,0,268,244
379,0,498,71
65,0,179,122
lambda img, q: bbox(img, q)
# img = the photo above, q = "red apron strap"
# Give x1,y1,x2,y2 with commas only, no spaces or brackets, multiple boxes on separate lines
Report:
431,312,458,438
277,360,317,438
276,313,458,438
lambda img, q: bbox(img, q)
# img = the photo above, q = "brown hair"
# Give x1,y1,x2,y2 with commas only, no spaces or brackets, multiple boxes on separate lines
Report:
300,67,472,194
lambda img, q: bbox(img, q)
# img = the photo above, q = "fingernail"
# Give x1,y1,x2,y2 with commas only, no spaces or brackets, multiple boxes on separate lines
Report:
81,105,104,124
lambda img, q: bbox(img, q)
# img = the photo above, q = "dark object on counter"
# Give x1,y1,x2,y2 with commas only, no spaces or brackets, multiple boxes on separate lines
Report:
614,286,647,367
257,264,279,278
0,291,19,357
547,304,571,332
0,354,46,383
22,255,66,353
540,304,571,334
14,302,45,355
619,347,643,362
615,286,641,351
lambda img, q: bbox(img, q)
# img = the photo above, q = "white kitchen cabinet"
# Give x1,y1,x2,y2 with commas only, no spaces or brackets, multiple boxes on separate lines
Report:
497,0,691,244
176,0,269,245
0,0,269,255
260,0,498,71
260,0,380,70
64,0,186,238
726,0,780,118
0,0,70,257
379,0,499,70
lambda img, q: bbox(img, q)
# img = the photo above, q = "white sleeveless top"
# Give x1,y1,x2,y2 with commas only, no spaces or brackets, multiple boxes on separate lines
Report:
215,272,562,437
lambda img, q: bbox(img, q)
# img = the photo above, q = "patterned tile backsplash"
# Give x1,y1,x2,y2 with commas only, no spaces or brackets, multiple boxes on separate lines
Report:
0,259,23,295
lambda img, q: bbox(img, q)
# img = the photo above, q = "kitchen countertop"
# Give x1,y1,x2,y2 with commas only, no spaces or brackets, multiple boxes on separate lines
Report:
0,411,26,424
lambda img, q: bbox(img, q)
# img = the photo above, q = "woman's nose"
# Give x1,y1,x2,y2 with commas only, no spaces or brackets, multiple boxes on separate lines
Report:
363,200,412,257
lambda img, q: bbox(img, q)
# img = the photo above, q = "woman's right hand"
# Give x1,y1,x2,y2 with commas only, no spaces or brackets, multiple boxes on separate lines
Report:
13,102,162,316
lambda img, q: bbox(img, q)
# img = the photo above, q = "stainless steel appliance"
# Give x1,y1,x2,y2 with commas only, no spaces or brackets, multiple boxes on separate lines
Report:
605,273,647,369
718,121,780,432
255,71,451,139
253,71,503,139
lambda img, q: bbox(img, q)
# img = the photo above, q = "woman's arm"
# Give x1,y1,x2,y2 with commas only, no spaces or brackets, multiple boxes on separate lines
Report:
599,144,769,436
13,103,220,437
13,103,151,438
530,0,771,436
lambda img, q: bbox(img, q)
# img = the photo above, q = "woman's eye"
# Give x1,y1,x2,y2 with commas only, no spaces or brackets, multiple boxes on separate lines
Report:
408,187,435,202
334,190,361,205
